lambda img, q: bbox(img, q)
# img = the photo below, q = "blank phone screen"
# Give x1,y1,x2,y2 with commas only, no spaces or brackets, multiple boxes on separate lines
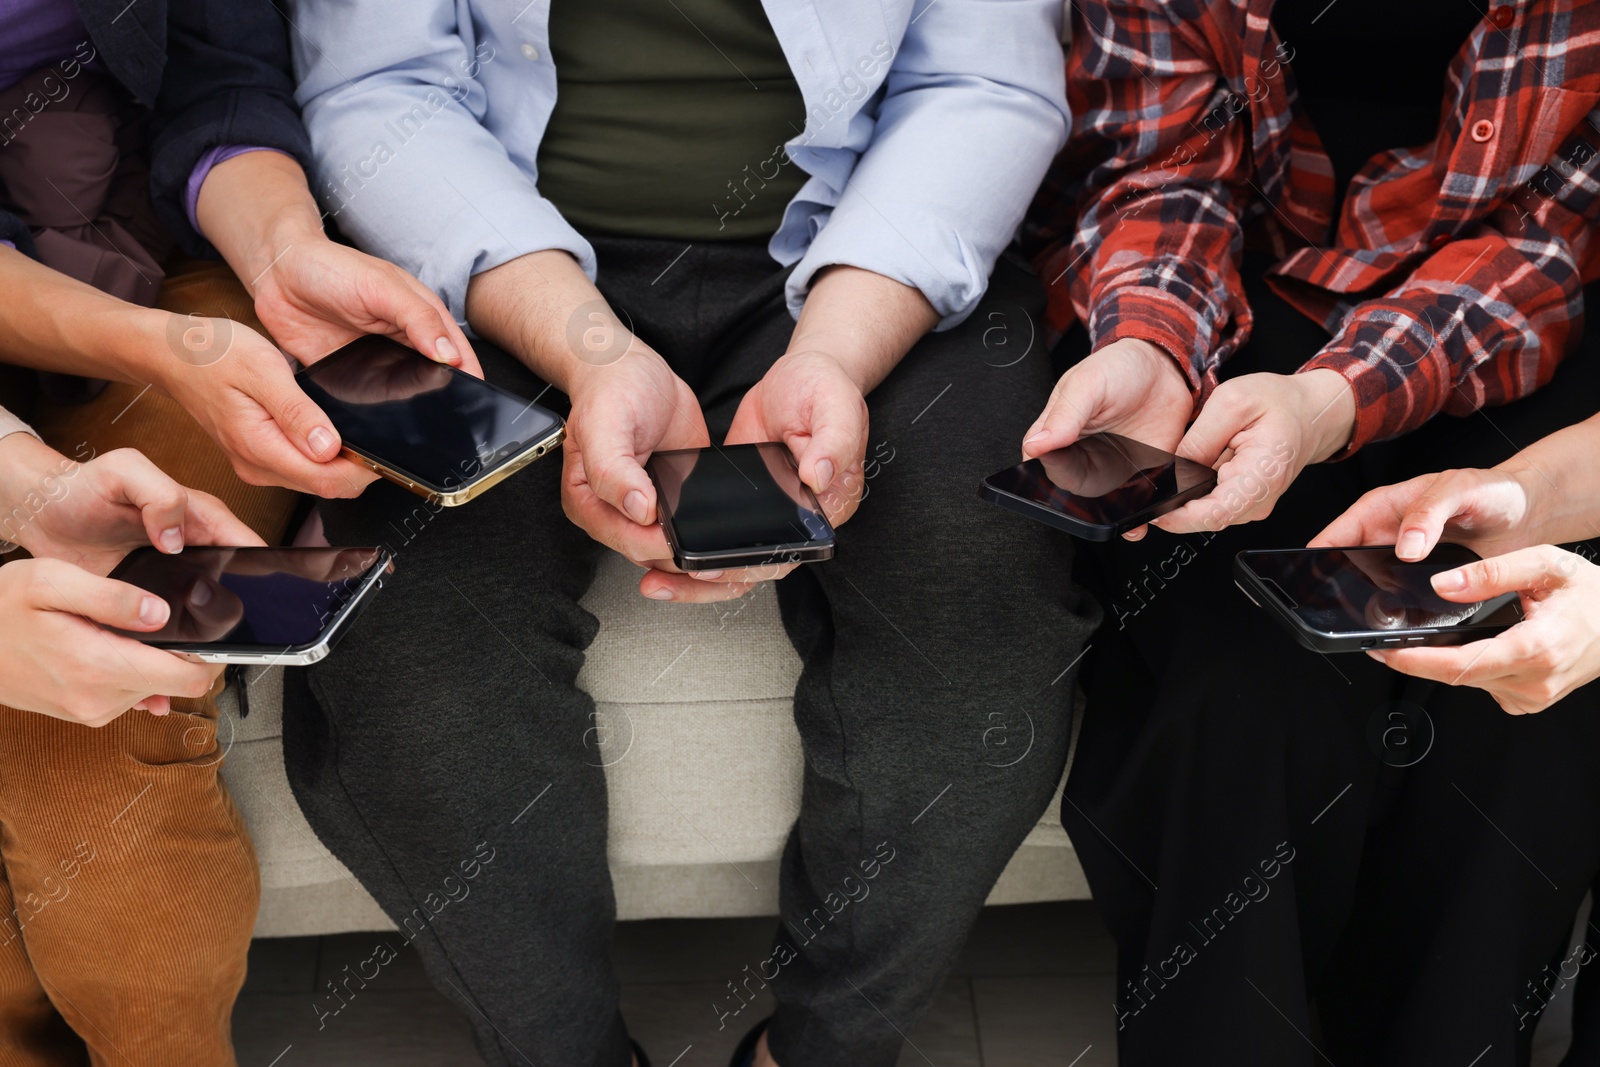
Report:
1244,546,1521,634
297,336,562,490
649,444,833,554
985,433,1215,528
109,547,385,648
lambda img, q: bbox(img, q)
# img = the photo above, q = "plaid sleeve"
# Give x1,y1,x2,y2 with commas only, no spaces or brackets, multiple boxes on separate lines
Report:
1302,112,1600,457
1025,0,1254,403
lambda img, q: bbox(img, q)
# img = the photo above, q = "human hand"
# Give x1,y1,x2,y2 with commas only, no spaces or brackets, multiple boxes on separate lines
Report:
632,350,870,604
0,557,220,725
250,237,481,377
1371,545,1600,714
1310,467,1540,561
1022,337,1194,460
0,436,265,574
1153,369,1355,536
560,346,711,592
155,314,377,498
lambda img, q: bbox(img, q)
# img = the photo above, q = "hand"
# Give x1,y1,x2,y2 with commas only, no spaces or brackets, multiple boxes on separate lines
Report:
1023,337,1194,459
156,315,378,498
636,350,871,604
1311,467,1540,560
250,237,481,377
0,436,264,574
561,346,712,592
0,557,220,725
1153,369,1355,536
1371,545,1600,714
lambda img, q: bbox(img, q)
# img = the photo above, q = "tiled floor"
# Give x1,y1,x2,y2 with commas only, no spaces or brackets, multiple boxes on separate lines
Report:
233,899,1578,1067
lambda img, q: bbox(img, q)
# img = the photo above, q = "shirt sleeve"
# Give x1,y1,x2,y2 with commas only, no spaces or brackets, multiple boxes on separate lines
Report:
291,1,593,323
147,0,315,257
1300,112,1600,456
184,146,292,233
1024,0,1257,402
0,408,38,444
786,0,1070,330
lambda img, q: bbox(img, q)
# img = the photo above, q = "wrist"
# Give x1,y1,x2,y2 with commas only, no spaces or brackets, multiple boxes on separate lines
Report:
1493,461,1555,544
1297,368,1357,463
0,433,71,552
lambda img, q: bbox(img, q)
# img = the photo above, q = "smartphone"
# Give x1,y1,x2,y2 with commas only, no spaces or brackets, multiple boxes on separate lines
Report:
106,546,393,665
295,335,565,506
645,443,836,571
1234,545,1523,653
979,433,1217,541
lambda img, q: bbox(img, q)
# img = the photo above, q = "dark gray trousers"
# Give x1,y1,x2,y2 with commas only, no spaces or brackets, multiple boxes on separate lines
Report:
283,238,1099,1067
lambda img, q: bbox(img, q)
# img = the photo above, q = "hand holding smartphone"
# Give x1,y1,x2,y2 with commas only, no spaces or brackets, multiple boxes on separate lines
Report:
645,443,836,572
1234,545,1522,653
980,433,1217,540
296,336,565,505
106,546,392,664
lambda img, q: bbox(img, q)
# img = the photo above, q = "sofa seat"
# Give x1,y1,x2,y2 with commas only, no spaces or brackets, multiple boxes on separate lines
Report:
219,551,1090,938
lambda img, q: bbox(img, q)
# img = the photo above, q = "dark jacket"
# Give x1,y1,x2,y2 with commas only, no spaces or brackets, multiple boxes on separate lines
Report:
2,0,313,257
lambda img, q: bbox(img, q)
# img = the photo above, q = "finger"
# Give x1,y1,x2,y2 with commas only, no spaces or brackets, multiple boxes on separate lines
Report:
28,560,172,633
253,359,345,463
1309,481,1420,549
91,449,189,553
232,422,376,498
135,694,172,716
577,425,658,528
1429,544,1574,602
638,570,760,603
792,393,867,498
382,274,477,375
1172,394,1241,468
1393,473,1477,561
1022,369,1099,459
1371,633,1532,687
180,488,267,548
95,637,220,700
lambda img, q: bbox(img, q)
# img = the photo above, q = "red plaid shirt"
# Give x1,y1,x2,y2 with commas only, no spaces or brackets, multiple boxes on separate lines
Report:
1023,0,1600,456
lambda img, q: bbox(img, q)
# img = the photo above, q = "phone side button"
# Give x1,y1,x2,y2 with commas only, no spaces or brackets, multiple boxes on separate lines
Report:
1405,636,1426,643
1360,639,1376,649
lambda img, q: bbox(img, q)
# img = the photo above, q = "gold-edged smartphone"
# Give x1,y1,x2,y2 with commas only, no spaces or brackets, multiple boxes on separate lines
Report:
295,336,565,506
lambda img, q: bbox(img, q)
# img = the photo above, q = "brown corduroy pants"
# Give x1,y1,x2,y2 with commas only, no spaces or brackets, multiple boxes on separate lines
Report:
0,261,298,1067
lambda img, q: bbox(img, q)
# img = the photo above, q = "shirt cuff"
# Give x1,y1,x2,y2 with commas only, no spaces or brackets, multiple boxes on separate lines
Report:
1298,341,1431,460
1087,286,1219,403
186,146,292,233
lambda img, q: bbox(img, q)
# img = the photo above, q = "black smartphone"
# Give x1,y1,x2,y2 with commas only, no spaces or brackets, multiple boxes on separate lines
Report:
645,443,836,571
106,546,393,665
296,335,565,505
1234,545,1523,653
979,433,1217,540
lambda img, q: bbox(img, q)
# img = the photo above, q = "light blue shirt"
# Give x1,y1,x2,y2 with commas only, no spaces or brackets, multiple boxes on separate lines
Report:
289,0,1069,330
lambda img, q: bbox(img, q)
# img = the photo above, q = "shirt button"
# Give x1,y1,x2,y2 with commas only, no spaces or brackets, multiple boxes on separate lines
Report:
1489,5,1514,28
1429,233,1452,251
1470,119,1495,142
520,43,539,60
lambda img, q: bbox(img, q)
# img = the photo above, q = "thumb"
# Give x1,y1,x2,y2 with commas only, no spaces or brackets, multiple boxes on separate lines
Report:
1023,370,1097,459
1393,477,1477,562
1430,545,1572,602
26,559,171,632
793,394,866,498
90,449,189,553
580,416,657,527
377,274,477,375
263,362,343,463
1173,397,1239,468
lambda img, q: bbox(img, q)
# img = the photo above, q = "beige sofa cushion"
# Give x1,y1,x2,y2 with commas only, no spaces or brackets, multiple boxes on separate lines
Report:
222,551,1088,937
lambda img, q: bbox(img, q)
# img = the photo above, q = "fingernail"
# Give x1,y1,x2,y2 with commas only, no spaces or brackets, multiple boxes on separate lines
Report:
1432,568,1466,593
308,426,336,458
623,490,650,525
189,579,214,608
693,570,724,580
1367,650,1388,664
139,596,169,627
1025,430,1049,446
159,527,183,553
1397,530,1426,559
644,587,673,601
814,459,835,490
434,337,460,365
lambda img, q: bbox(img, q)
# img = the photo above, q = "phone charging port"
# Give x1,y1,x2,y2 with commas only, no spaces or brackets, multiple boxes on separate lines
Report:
1360,639,1377,649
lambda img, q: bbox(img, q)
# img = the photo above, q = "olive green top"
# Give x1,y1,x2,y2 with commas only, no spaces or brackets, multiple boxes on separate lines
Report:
537,0,808,241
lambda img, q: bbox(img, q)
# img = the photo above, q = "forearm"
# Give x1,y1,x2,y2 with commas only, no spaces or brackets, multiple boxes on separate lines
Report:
465,249,645,393
0,247,166,383
1495,412,1600,546
194,150,324,295
788,266,939,394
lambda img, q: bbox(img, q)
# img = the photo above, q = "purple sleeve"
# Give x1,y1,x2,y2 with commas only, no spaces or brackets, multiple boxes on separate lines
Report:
185,146,294,232
0,241,12,250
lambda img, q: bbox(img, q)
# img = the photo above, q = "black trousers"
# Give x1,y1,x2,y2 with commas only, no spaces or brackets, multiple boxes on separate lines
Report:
1062,262,1600,1067
283,239,1098,1067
